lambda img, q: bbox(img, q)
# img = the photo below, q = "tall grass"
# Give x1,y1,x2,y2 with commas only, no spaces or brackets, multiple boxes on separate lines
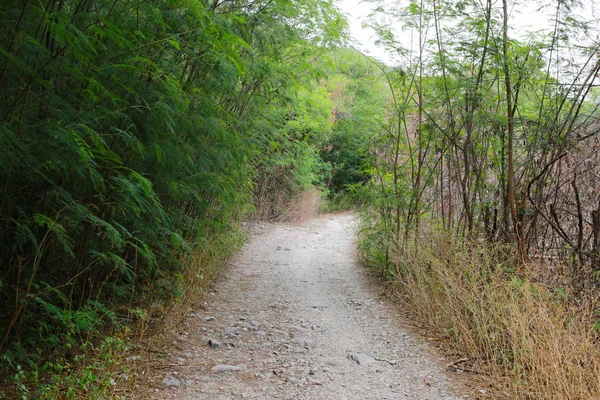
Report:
360,223,600,399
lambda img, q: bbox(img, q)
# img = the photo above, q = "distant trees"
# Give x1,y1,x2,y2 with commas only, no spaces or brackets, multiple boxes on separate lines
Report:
319,48,391,199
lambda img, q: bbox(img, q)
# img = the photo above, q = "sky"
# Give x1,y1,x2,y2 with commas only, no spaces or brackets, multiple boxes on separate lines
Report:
336,0,600,66
337,0,389,63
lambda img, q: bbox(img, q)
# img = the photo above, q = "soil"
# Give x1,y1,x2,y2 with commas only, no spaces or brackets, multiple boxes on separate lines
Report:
127,213,470,399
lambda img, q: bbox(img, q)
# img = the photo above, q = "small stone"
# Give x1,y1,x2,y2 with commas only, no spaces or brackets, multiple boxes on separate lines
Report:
208,339,221,348
212,364,240,372
291,338,313,349
322,328,336,336
287,376,298,383
224,327,239,336
203,316,216,322
349,353,375,366
162,375,181,388
211,364,247,372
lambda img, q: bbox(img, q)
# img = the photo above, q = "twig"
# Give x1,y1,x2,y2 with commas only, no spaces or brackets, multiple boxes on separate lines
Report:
446,357,469,368
134,345,169,355
447,366,487,375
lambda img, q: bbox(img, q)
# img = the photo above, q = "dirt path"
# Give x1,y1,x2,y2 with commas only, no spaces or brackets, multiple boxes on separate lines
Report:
133,213,466,399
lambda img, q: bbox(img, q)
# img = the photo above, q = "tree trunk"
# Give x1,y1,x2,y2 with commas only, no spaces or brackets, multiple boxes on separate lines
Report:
502,0,525,262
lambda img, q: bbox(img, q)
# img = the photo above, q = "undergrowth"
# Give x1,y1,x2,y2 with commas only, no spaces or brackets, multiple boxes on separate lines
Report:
138,225,246,345
0,227,245,399
1,319,130,399
358,213,600,399
320,183,371,213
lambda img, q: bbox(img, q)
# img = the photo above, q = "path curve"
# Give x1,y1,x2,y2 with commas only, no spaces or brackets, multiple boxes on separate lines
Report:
137,213,464,399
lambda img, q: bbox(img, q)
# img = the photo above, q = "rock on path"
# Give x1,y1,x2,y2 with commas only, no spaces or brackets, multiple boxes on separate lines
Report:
136,213,465,399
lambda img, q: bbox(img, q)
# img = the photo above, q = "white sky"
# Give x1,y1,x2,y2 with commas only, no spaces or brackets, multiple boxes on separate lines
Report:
336,0,600,66
337,0,389,63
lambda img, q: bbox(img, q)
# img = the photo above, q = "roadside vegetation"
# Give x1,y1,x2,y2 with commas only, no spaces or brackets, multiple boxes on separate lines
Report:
357,0,600,398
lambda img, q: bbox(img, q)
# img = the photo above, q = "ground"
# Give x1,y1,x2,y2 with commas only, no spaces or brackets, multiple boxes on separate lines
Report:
127,213,470,399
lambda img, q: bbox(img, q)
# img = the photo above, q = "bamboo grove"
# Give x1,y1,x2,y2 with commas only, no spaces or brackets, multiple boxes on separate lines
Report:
362,0,600,283
0,0,365,393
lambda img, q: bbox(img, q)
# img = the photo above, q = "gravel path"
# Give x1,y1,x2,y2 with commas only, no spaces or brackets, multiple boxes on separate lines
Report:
137,213,466,399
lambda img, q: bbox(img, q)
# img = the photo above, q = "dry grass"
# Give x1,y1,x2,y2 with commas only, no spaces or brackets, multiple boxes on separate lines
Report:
381,231,600,399
285,187,322,222
254,185,322,222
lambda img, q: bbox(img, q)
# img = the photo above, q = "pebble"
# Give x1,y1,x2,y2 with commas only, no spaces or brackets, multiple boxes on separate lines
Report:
162,375,182,388
291,338,313,349
211,364,248,372
322,328,337,336
350,353,376,366
224,327,239,336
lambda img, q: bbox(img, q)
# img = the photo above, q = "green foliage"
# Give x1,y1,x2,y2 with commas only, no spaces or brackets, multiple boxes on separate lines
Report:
319,48,391,198
0,0,347,395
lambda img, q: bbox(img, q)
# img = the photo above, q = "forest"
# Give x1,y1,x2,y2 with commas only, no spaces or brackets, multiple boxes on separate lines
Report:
0,0,599,398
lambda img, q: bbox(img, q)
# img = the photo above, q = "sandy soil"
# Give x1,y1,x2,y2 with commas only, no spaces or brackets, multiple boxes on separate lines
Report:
129,213,468,399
